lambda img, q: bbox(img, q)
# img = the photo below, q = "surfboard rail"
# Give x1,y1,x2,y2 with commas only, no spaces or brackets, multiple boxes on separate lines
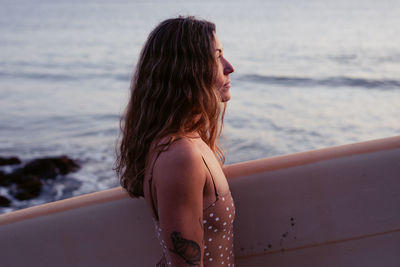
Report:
1,135,400,267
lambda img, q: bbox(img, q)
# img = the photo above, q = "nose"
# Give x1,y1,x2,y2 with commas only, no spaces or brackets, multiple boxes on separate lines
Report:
223,58,234,75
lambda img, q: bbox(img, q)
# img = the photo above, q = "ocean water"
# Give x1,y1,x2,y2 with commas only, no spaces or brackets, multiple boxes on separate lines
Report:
1,0,399,213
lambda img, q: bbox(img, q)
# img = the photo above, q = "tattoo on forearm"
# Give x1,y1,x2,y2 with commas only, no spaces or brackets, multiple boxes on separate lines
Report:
169,232,201,266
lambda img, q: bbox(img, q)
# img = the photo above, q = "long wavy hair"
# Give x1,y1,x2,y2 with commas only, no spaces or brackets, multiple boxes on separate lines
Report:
115,16,226,198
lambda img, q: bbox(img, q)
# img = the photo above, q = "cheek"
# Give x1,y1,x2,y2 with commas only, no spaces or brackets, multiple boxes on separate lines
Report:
216,77,224,88
216,71,225,88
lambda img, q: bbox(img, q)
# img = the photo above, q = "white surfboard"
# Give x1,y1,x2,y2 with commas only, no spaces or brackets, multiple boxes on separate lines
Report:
1,135,400,267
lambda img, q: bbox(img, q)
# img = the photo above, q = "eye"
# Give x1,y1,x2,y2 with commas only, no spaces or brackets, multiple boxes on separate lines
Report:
216,49,223,59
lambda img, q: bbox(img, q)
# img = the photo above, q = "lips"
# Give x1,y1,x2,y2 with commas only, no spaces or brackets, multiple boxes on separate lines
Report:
220,83,230,93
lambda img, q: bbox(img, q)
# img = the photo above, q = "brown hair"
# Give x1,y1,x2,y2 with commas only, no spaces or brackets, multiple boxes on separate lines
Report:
115,16,226,198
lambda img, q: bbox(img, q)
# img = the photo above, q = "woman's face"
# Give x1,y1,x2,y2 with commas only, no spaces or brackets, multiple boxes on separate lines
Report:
214,34,235,102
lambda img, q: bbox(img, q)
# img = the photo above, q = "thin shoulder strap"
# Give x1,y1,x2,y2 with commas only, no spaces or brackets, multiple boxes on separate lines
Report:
201,155,219,198
148,149,163,221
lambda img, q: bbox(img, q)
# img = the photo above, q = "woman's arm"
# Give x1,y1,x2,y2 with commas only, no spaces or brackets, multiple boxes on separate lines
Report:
153,139,206,267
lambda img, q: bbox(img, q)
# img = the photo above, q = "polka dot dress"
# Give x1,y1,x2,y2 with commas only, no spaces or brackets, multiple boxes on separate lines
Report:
153,221,172,267
153,191,235,267
150,153,235,266
202,191,235,266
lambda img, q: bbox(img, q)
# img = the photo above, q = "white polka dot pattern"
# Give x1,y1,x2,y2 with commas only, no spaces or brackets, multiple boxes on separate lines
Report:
153,191,235,266
201,191,235,266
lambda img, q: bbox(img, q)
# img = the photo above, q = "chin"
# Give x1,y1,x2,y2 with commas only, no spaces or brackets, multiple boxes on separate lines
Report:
221,93,231,102
219,88,231,102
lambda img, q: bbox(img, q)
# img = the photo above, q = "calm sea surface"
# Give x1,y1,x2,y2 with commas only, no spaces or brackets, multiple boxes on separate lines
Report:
1,0,399,213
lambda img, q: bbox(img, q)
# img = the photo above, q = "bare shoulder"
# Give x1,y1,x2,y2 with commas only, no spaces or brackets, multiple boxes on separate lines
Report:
153,137,206,191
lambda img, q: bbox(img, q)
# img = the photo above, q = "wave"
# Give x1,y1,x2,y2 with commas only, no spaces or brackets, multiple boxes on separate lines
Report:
0,71,130,82
0,71,76,81
240,75,400,90
2,69,399,90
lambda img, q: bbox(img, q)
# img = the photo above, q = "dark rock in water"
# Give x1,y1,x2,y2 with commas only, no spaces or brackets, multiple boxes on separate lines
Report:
0,156,80,202
0,195,11,207
0,170,5,183
21,156,80,180
0,170,13,187
0,177,11,187
0,156,21,166
10,175,42,200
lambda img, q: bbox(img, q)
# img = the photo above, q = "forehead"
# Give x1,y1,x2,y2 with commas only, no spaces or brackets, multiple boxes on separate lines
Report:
214,33,222,49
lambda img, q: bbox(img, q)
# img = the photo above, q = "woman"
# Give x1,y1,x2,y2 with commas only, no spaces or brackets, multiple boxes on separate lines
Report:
116,16,235,267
